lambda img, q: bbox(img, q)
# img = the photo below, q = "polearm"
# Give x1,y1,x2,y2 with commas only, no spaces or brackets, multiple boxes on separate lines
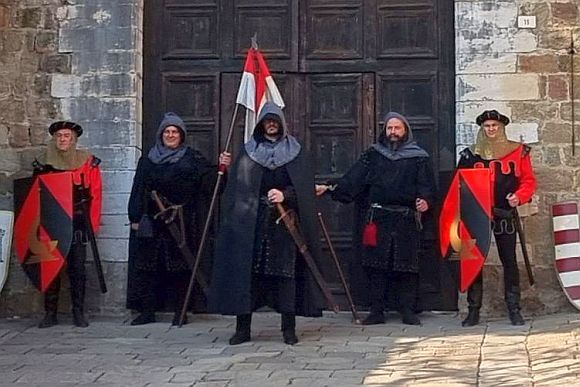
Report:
276,203,340,313
150,190,209,293
177,103,240,327
317,212,361,324
569,31,576,156
76,176,107,293
513,209,535,286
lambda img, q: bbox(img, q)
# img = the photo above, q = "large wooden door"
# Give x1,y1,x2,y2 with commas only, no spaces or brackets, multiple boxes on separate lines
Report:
144,0,456,311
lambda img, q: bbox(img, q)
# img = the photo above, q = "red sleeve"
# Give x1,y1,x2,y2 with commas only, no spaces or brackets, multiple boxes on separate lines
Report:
514,151,536,204
88,160,103,234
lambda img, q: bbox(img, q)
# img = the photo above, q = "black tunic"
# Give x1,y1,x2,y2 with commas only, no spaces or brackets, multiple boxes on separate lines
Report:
126,148,214,310
330,148,435,273
209,148,325,317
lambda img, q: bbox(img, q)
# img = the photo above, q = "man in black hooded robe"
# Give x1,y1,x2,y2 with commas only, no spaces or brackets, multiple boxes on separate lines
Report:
317,112,436,325
209,102,325,345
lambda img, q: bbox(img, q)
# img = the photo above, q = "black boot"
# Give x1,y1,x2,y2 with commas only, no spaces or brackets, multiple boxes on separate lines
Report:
229,314,252,345
362,312,386,325
462,308,480,327
506,286,525,326
131,312,156,325
38,278,60,328
401,308,421,325
462,275,483,327
281,314,298,345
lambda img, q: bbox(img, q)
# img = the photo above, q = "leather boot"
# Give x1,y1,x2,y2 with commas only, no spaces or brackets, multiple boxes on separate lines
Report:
506,286,525,326
38,279,60,329
229,314,252,345
362,312,386,325
281,313,298,345
401,307,421,325
462,308,480,327
462,276,482,327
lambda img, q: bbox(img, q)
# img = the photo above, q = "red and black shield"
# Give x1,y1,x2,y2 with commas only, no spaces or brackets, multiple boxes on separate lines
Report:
14,173,73,292
440,168,492,292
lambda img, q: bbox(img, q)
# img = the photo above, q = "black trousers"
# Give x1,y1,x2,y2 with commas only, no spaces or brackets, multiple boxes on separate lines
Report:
467,228,520,310
44,236,87,313
134,270,189,314
367,269,418,314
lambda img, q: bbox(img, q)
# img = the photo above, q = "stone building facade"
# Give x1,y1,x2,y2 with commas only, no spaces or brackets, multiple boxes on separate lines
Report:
0,0,578,317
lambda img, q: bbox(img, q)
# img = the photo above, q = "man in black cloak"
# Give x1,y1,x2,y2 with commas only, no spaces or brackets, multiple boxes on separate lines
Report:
209,102,325,345
317,112,436,325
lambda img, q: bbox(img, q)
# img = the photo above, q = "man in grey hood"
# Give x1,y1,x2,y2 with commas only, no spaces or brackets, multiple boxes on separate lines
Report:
209,102,325,345
317,112,436,325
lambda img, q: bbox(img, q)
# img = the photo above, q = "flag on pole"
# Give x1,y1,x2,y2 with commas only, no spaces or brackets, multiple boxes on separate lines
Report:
236,48,285,143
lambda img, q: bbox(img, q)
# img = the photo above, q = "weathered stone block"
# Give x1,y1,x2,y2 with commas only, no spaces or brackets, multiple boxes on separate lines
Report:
78,119,138,147
1,30,25,52
561,146,580,168
73,51,135,73
101,192,131,214
51,74,82,97
95,237,129,262
547,75,568,100
540,122,572,144
518,54,559,73
551,2,578,24
18,147,45,172
0,6,9,29
0,148,22,173
539,146,562,167
535,167,574,192
0,124,8,145
101,170,135,194
0,172,11,195
91,146,140,170
39,54,72,74
559,102,580,122
16,7,42,28
457,74,540,101
99,214,130,239
29,121,50,146
32,74,51,96
510,102,559,122
81,73,137,97
506,122,539,144
0,97,26,123
457,52,517,74
539,30,573,50
8,123,30,148
34,31,57,53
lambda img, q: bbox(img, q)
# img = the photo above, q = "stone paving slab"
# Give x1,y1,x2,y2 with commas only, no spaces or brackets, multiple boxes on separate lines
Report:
0,312,578,386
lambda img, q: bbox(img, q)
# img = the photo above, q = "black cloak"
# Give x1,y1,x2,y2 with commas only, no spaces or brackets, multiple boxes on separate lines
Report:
209,104,325,317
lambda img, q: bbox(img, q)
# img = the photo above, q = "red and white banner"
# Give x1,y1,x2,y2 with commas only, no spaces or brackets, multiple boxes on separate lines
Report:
552,201,580,311
236,48,285,143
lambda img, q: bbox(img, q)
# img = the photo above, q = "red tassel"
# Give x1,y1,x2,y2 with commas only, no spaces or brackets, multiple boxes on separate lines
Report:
362,221,378,247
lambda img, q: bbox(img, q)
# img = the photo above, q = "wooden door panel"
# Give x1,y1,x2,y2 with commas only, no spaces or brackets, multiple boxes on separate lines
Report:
161,73,220,162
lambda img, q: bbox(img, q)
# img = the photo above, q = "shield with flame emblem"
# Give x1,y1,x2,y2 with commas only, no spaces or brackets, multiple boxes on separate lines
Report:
14,173,73,292
440,168,493,292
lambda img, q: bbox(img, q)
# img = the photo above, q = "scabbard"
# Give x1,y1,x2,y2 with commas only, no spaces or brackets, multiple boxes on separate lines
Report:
151,192,209,294
276,204,339,313
513,210,535,286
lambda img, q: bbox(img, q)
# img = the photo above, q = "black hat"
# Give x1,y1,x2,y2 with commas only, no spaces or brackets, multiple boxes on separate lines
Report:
476,110,510,126
48,121,83,137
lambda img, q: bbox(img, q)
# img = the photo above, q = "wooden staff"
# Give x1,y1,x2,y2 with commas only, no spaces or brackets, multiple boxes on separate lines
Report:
570,31,576,156
317,212,361,324
176,103,240,327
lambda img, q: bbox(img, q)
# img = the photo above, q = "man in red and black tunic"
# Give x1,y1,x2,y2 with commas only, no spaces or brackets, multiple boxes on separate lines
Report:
458,110,537,326
34,121,102,328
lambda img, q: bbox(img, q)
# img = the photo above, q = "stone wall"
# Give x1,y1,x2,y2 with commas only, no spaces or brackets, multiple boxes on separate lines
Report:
0,0,142,317
456,0,580,315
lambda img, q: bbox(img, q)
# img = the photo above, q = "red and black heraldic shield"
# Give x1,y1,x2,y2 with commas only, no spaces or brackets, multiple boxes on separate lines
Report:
14,173,73,292
440,169,493,292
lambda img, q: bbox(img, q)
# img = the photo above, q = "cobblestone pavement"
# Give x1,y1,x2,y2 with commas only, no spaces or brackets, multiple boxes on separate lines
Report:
0,311,579,386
